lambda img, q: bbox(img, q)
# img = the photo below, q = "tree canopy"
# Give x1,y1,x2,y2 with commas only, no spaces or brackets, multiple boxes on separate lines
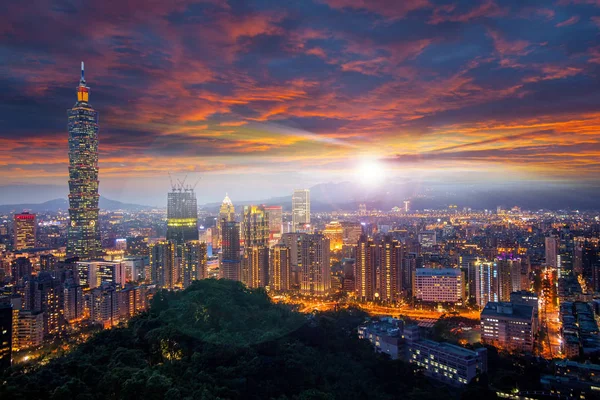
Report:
1,279,454,400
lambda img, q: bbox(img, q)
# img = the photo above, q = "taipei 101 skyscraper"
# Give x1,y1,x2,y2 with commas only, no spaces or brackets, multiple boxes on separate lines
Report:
67,62,101,259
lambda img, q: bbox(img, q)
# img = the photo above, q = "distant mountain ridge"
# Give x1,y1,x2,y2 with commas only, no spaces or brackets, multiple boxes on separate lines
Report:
200,181,600,213
0,196,153,214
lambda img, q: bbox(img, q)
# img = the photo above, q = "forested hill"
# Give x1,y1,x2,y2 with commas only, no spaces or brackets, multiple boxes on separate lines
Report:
1,280,460,400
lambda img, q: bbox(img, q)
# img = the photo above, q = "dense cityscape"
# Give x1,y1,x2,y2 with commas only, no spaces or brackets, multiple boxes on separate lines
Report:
0,64,599,399
3,1,600,399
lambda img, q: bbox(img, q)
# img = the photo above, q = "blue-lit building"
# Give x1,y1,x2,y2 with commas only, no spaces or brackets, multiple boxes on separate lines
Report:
67,62,101,259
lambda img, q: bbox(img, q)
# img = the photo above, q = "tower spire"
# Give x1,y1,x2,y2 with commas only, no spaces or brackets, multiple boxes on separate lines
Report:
77,61,89,102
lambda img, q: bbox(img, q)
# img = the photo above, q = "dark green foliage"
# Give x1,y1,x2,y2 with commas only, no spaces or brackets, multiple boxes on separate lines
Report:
1,279,451,399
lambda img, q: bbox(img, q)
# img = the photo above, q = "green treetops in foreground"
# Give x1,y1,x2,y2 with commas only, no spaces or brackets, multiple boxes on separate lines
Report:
2,279,468,400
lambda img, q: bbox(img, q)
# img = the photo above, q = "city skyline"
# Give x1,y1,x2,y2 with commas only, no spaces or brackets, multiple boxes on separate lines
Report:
2,1,600,206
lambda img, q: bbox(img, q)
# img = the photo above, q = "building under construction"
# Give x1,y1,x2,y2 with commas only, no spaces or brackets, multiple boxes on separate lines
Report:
166,176,199,246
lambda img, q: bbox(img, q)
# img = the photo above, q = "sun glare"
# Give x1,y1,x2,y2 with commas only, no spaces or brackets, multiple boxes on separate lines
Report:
356,159,386,186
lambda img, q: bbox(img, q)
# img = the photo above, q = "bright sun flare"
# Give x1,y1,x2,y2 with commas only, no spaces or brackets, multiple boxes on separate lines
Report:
355,160,386,186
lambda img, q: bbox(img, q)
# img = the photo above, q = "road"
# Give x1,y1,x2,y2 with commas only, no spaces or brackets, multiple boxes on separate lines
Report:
292,299,480,321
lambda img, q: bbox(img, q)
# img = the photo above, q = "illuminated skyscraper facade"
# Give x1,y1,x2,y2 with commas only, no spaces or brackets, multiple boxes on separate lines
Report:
150,241,176,289
219,193,235,222
270,244,290,292
378,236,403,302
182,241,207,287
264,205,283,241
292,189,310,231
299,233,330,296
356,234,376,301
67,62,101,259
214,193,235,249
13,212,36,250
241,205,269,288
220,221,241,281
166,186,199,246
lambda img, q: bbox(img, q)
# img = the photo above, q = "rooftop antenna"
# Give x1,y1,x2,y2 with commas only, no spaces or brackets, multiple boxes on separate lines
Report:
81,61,85,83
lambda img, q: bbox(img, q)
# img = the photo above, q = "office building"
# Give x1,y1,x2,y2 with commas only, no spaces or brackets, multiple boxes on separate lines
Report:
415,268,464,303
510,290,539,332
13,212,36,250
292,189,310,231
270,244,290,292
166,183,199,247
220,220,240,281
182,241,207,287
480,302,535,351
264,205,283,241
323,221,343,251
76,261,124,289
241,205,269,288
409,340,488,386
358,318,487,386
214,193,235,249
67,62,101,260
149,241,176,289
299,233,331,296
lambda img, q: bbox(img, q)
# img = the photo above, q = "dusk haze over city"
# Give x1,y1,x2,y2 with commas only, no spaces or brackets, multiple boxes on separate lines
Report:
2,1,600,400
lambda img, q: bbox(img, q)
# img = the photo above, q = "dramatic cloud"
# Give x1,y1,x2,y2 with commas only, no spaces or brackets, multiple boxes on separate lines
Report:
1,0,599,204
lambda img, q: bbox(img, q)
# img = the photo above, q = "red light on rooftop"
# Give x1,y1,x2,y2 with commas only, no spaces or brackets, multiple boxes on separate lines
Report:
15,213,35,220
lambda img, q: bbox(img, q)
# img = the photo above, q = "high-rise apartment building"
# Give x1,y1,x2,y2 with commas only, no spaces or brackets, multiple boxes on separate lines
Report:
63,281,84,323
545,236,559,268
241,205,269,288
292,189,310,231
356,234,377,301
220,220,240,281
299,233,331,296
495,258,515,302
15,311,44,350
270,244,290,292
67,62,101,260
0,303,12,372
10,257,32,284
378,236,403,302
182,241,207,287
13,212,36,250
149,241,176,289
474,260,496,308
27,273,64,336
